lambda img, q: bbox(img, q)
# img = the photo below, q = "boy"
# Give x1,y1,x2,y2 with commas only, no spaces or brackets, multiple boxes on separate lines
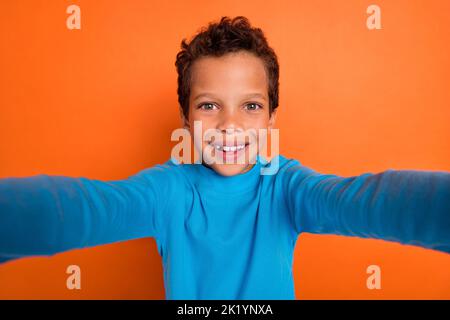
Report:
0,16,449,300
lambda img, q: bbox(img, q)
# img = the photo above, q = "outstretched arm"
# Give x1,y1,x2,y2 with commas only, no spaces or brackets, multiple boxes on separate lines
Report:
0,166,170,262
283,162,450,254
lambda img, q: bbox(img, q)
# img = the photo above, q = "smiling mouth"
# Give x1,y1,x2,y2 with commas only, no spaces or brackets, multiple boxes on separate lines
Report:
208,142,250,152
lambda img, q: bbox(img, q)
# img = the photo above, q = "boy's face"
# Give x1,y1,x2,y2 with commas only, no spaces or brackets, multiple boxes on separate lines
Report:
182,50,276,176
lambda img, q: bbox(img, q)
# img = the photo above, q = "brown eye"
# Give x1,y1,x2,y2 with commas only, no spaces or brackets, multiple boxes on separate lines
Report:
200,103,217,111
245,103,262,111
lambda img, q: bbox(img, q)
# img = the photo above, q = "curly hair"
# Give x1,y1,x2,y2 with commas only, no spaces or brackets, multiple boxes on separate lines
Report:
175,16,280,120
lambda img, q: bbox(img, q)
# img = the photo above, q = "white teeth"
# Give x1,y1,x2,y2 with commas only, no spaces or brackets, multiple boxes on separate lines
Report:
209,143,246,152
223,146,235,152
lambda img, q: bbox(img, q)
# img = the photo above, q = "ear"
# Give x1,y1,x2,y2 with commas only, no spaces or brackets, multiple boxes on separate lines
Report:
268,109,277,129
179,108,190,129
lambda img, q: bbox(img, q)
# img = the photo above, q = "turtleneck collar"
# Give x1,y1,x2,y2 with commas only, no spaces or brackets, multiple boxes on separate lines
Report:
174,155,268,195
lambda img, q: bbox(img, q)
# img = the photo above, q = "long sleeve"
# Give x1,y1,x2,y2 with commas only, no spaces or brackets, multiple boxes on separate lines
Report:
283,162,450,254
0,165,171,262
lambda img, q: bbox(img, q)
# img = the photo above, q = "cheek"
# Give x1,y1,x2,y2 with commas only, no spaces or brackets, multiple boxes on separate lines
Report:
245,117,272,150
190,118,216,141
244,115,272,133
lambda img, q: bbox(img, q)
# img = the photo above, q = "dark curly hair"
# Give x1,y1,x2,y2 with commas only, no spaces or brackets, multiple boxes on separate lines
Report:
175,16,280,120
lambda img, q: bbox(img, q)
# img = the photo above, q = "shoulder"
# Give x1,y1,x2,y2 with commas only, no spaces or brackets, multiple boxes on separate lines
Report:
136,158,182,176
268,154,326,191
129,157,190,190
264,154,303,177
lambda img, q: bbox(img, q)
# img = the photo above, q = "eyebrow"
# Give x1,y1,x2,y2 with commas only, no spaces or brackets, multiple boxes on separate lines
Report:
193,92,267,101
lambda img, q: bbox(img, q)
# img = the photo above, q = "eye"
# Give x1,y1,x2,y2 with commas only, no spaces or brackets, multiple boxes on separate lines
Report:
199,103,218,111
244,103,262,111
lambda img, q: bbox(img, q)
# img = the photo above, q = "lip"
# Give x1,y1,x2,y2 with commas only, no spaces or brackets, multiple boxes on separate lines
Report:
207,142,250,163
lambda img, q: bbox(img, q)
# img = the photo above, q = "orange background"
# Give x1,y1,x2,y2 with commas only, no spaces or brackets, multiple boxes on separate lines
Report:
0,0,449,299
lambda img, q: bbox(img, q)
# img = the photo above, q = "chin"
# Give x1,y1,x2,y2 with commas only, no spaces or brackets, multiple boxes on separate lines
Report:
209,163,253,176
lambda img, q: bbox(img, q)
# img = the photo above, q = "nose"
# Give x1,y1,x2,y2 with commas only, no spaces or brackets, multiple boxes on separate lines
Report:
217,108,243,134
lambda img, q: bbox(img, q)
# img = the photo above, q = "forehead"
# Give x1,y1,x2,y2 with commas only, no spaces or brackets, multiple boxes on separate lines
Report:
190,51,268,96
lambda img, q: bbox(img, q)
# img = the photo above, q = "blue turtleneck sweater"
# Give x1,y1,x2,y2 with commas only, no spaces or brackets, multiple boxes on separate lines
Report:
0,155,449,299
